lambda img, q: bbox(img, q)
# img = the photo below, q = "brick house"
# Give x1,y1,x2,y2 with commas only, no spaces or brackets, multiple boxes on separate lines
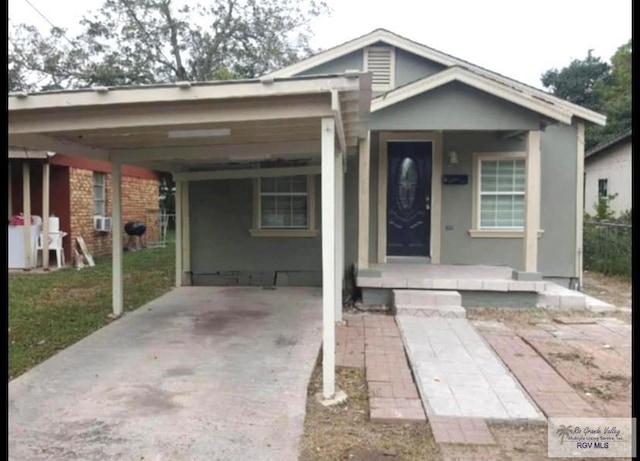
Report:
9,152,163,266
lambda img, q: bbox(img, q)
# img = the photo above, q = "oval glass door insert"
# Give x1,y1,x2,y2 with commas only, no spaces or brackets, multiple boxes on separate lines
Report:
398,157,418,211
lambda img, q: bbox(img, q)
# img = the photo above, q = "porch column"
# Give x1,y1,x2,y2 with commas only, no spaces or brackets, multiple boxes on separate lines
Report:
42,162,50,270
523,130,541,273
111,160,124,317
321,117,337,399
22,162,33,270
175,180,183,288
357,132,370,269
335,149,344,323
181,181,191,286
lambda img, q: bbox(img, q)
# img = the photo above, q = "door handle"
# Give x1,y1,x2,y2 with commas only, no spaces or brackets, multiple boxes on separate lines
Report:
425,196,431,210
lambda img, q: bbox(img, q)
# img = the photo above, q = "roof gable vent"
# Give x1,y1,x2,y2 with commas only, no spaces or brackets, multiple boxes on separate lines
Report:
364,46,395,91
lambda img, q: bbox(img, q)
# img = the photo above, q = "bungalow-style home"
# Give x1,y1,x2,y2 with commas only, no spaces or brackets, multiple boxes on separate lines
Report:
8,28,606,399
8,151,162,269
583,128,632,217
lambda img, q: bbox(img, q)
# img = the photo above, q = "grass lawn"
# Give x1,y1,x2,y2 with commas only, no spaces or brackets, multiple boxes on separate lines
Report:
9,242,175,380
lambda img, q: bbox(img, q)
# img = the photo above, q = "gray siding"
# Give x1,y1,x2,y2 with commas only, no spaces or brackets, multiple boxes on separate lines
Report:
439,132,525,268
538,123,578,278
297,51,363,76
395,48,445,87
370,82,543,131
190,157,362,286
189,178,322,285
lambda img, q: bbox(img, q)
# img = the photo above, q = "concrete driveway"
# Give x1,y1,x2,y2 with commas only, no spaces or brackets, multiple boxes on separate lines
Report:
9,287,323,461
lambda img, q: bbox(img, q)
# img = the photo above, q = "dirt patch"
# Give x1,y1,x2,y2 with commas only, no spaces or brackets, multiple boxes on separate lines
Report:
582,271,632,309
300,361,439,461
42,285,104,304
303,292,631,459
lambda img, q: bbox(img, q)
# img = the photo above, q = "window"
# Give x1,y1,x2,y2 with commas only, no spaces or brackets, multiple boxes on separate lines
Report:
364,46,395,91
251,175,317,237
478,157,525,228
598,178,608,198
93,172,106,216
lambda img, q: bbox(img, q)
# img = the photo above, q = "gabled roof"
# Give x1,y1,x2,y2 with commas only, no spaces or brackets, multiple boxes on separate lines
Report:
265,28,606,126
585,128,632,159
371,66,573,124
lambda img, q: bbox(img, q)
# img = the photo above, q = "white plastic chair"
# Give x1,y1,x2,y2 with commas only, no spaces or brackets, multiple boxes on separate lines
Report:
36,231,68,268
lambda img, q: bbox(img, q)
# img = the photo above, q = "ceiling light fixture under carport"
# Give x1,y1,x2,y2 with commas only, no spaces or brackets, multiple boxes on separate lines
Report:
167,128,231,138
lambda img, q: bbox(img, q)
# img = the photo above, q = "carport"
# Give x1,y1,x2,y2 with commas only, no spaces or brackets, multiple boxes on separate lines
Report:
8,73,373,400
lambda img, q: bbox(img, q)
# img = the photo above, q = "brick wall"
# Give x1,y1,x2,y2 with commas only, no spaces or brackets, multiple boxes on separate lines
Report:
69,167,161,257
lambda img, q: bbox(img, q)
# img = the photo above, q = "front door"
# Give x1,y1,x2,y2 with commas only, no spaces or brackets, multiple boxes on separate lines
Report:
387,141,432,257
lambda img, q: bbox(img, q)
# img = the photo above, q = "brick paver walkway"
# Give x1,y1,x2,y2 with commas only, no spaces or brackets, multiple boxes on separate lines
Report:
479,326,597,418
335,315,365,368
362,315,426,423
429,416,496,445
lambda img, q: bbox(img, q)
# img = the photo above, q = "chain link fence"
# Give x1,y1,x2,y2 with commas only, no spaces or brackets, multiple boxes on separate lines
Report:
583,220,631,278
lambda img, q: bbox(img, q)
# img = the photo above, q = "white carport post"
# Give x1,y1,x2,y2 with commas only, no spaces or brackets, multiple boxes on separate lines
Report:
182,182,191,285
111,160,124,317
41,162,50,270
8,162,12,219
175,180,183,288
335,150,344,323
321,117,337,399
22,162,32,270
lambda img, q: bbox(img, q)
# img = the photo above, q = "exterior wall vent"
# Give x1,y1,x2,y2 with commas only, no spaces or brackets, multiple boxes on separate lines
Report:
364,46,395,91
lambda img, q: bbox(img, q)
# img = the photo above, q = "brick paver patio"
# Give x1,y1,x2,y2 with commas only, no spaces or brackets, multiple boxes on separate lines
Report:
480,328,598,418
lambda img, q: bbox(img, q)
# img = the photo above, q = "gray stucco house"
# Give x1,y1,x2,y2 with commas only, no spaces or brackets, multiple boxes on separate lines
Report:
8,27,607,400
190,28,605,292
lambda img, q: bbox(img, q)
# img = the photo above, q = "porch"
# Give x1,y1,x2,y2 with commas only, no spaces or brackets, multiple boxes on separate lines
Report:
356,263,547,309
357,263,546,291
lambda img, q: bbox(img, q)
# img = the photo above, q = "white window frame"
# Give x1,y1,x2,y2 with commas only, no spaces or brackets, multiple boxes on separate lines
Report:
93,172,106,217
363,46,396,92
250,175,318,237
469,151,543,238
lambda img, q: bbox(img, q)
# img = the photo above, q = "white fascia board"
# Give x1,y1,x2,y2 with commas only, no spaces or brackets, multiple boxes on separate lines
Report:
8,75,363,112
371,67,573,125
9,133,109,159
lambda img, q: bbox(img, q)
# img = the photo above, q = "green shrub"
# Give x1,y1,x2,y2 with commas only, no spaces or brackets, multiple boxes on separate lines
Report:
583,221,631,278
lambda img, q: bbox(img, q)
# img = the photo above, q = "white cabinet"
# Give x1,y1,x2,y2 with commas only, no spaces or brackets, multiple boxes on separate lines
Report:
8,224,42,269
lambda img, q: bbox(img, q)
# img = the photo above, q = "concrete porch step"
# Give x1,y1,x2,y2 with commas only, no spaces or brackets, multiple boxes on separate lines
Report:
537,282,616,311
393,289,461,306
393,290,466,318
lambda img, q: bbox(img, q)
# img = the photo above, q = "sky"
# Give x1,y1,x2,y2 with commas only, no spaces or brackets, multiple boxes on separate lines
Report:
8,0,632,89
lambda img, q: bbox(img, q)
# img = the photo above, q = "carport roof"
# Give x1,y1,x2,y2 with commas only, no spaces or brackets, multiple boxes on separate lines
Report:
9,72,372,172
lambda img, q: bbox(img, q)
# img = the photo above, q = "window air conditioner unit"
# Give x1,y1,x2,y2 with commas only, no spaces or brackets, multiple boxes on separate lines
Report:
93,216,112,232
